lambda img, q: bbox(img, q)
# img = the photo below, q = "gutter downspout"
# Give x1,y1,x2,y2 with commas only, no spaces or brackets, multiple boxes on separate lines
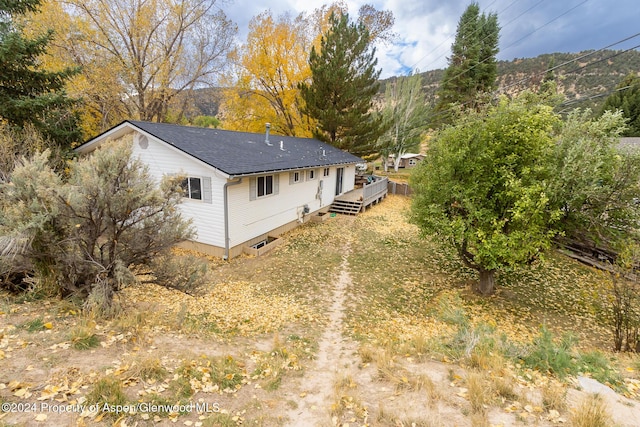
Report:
223,178,243,260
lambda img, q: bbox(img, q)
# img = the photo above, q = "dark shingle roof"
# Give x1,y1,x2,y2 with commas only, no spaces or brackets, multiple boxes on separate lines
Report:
127,121,362,176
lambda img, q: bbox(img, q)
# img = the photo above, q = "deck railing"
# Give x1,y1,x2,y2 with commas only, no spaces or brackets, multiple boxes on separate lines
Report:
362,176,388,205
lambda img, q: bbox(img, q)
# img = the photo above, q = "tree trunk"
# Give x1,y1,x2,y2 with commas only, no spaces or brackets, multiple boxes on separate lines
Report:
476,269,496,295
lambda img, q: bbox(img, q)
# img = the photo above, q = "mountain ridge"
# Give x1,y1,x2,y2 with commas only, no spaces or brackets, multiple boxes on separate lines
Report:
186,49,640,119
382,48,640,113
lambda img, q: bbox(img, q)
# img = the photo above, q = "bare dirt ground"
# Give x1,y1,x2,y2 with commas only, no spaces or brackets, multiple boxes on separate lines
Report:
2,195,640,426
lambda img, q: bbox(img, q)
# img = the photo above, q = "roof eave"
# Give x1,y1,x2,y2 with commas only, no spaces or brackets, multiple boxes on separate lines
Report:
226,161,360,179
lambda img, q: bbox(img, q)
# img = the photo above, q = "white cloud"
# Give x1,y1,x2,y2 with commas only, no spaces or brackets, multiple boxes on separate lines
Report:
221,0,640,79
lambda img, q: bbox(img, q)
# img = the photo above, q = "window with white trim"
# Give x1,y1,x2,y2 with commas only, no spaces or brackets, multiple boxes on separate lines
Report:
290,171,302,184
181,177,202,200
257,175,273,197
323,168,330,177
307,169,316,180
250,174,278,200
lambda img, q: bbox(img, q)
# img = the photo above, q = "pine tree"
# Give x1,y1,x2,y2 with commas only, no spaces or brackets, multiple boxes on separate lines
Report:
0,0,81,147
601,73,640,137
432,2,499,126
299,12,384,158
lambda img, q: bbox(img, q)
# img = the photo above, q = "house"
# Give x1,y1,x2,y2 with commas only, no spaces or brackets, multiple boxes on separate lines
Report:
75,120,364,259
386,153,425,169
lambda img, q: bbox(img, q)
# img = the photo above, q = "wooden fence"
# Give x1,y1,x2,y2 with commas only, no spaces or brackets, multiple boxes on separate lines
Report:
387,181,412,196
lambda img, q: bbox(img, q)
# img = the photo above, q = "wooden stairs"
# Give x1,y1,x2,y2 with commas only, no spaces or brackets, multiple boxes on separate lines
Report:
329,199,363,215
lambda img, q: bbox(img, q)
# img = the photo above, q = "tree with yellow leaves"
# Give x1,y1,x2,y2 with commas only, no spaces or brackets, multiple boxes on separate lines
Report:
222,2,396,137
63,0,237,125
222,11,314,137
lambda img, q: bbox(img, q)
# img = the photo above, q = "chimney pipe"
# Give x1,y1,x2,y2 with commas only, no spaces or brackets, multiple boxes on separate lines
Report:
280,140,284,151
265,123,272,146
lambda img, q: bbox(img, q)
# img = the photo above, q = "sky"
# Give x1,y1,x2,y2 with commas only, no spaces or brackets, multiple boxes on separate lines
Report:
221,0,640,79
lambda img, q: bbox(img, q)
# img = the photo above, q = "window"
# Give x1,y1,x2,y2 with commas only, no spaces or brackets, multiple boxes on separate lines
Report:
307,169,316,180
257,175,273,197
290,171,302,184
250,175,278,200
181,177,202,200
323,168,330,177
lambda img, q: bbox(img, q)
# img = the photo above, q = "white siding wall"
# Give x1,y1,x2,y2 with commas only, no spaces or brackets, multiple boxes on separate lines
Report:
130,132,227,248
226,165,354,247
343,165,356,193
128,129,358,250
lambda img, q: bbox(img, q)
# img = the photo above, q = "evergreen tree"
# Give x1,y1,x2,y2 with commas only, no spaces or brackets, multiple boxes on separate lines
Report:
601,73,640,137
432,2,499,127
0,0,81,147
299,12,384,158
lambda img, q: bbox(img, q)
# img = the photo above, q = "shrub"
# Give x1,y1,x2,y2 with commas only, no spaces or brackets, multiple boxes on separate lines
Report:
606,272,640,352
0,140,198,313
523,325,577,379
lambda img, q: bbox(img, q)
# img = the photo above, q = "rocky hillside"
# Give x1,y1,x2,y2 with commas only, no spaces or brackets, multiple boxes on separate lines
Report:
381,49,640,113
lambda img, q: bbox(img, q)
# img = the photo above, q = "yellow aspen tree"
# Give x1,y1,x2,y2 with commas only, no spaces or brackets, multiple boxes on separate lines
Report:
65,0,237,124
23,1,136,136
222,11,314,137
222,2,395,137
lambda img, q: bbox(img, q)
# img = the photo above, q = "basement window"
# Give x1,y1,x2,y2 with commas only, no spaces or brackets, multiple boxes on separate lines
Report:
251,236,278,249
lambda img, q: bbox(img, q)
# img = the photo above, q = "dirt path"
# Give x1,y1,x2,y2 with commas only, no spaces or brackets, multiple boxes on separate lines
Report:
284,241,362,426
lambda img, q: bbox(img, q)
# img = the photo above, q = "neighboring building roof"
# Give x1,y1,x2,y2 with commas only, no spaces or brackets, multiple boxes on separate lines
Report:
75,120,362,177
619,137,640,150
387,153,424,159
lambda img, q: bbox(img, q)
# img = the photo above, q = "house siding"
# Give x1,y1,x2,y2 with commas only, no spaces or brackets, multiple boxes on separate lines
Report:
81,125,360,258
130,132,226,248
226,165,355,248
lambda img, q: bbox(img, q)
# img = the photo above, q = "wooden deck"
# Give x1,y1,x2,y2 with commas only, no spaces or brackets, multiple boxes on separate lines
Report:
329,176,388,215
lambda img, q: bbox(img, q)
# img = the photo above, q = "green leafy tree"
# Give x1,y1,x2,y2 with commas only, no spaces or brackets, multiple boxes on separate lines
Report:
192,115,220,129
0,140,203,312
0,0,81,147
600,73,640,137
378,73,428,172
548,108,640,247
410,94,561,295
432,2,499,126
299,12,385,158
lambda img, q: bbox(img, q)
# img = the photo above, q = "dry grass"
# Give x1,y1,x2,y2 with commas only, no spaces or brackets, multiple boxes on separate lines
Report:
112,306,151,343
68,319,100,350
569,394,613,427
491,375,519,401
127,356,168,382
375,403,445,427
2,195,639,426
542,380,568,411
467,371,491,413
329,373,366,420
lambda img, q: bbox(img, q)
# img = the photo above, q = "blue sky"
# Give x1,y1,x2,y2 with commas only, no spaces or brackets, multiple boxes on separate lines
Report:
223,0,640,79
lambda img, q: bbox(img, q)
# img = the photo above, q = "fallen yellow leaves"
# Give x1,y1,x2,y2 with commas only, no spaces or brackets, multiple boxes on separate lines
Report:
122,280,311,336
